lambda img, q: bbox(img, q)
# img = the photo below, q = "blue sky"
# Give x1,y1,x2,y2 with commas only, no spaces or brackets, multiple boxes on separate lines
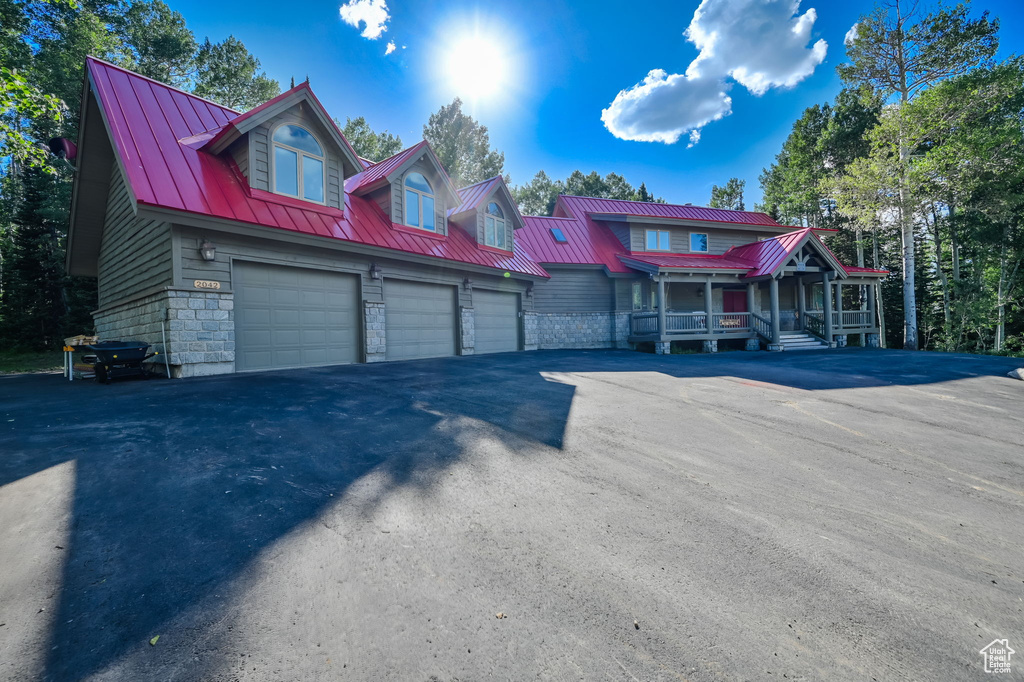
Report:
168,0,1024,209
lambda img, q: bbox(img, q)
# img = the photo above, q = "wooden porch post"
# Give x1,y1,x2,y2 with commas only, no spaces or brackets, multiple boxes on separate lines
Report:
656,277,666,338
822,271,834,346
834,280,844,330
704,276,714,333
796,276,806,330
769,276,781,349
746,282,756,318
867,279,877,323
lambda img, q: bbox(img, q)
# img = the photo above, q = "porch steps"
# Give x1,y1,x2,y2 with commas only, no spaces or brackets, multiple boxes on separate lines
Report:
778,333,829,351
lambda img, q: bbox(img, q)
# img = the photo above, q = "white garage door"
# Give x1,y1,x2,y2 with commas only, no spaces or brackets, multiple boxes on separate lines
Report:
384,279,456,361
474,289,519,354
234,261,359,371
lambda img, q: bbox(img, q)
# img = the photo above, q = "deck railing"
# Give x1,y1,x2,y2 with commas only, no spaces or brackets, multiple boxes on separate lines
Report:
665,312,707,333
630,312,659,335
840,310,873,328
750,313,772,340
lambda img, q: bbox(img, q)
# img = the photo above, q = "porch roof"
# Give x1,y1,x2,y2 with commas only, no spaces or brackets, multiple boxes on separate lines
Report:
618,252,755,273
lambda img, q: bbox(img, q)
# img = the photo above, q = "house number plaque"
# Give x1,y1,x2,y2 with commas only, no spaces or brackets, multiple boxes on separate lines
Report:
194,279,221,290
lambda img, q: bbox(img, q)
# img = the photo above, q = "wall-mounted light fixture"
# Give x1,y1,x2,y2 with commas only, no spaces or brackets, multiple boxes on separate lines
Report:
369,263,381,280
697,287,704,297
198,239,216,262
463,277,473,291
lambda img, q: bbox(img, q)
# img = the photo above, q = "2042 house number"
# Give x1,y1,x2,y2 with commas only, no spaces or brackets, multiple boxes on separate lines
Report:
194,279,221,290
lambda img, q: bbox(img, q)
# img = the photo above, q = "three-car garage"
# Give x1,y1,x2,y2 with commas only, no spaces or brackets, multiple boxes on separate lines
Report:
232,261,522,372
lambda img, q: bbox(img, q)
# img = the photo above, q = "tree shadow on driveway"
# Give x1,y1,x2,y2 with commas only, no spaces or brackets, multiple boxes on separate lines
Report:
0,347,1020,679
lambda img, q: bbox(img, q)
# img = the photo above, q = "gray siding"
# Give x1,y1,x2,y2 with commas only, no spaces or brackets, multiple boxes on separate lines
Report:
368,185,391,218
628,224,763,254
176,226,533,313
96,167,172,307
392,161,448,235
473,192,515,252
608,223,630,249
247,101,345,210
228,137,248,178
532,267,614,313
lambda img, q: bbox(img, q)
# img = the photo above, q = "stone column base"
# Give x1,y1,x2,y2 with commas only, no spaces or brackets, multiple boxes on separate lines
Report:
654,341,671,354
702,339,718,353
523,311,539,351
865,333,880,348
834,334,848,348
460,306,475,355
767,343,783,352
364,300,386,362
745,337,761,351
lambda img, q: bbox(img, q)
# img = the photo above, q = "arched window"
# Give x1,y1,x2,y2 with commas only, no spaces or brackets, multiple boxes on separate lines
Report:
485,202,506,249
273,124,324,203
404,172,436,231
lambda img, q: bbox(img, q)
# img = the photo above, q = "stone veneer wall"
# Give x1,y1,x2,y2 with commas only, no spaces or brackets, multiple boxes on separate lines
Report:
523,311,632,350
93,289,234,378
364,301,386,362
459,306,475,355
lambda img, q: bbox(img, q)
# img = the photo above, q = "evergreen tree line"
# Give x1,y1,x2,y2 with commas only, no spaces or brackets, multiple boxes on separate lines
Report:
757,0,1021,354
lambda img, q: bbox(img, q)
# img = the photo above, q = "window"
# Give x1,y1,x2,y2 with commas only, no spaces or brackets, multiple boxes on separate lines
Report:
272,124,324,203
550,227,567,243
404,172,436,231
690,233,708,252
646,229,670,251
484,202,506,249
632,282,642,310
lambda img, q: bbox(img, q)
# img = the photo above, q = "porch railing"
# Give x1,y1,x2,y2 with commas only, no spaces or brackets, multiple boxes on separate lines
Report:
804,312,825,338
751,313,772,340
839,310,873,328
711,312,750,332
666,312,707,333
630,312,659,335
630,311,754,336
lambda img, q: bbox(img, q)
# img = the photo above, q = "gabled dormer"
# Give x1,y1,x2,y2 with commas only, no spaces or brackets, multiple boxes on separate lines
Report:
345,141,460,236
201,83,363,211
447,176,525,253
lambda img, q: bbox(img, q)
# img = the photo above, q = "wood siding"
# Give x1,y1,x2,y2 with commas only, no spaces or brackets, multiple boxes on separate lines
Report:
628,224,763,254
474,192,515,253
175,226,533,313
608,223,630,249
97,167,172,307
532,267,614,313
228,137,248,178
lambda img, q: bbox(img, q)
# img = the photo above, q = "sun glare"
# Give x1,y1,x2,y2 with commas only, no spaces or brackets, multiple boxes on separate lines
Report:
445,36,508,101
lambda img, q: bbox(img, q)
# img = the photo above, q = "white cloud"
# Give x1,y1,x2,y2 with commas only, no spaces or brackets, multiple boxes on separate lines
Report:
844,22,860,46
339,0,389,39
601,70,732,144
602,0,828,145
385,40,396,55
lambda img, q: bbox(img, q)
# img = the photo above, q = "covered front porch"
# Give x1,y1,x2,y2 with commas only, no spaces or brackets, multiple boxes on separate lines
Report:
628,272,884,352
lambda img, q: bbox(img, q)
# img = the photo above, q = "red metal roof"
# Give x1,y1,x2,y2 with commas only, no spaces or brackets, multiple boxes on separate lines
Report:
728,228,809,278
845,266,889,274
344,141,429,193
620,252,757,269
558,195,787,228
517,215,632,273
449,176,501,216
85,58,546,279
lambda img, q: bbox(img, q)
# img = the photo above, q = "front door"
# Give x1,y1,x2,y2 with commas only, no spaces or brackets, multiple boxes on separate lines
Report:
723,291,747,313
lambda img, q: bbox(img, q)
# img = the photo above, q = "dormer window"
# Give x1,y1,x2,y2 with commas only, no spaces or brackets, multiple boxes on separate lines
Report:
404,172,436,231
485,202,507,249
273,124,325,203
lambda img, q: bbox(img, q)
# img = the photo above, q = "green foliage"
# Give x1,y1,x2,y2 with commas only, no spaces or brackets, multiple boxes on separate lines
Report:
423,98,504,188
113,0,196,86
512,170,664,216
338,116,403,162
0,349,63,374
709,177,745,210
194,36,280,111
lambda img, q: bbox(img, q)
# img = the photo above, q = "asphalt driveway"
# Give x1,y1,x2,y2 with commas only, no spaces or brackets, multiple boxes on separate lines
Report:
1,348,1022,681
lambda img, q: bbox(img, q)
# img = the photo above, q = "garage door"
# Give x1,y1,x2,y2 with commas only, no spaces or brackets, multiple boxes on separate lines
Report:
384,279,456,361
234,261,359,371
474,289,519,354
